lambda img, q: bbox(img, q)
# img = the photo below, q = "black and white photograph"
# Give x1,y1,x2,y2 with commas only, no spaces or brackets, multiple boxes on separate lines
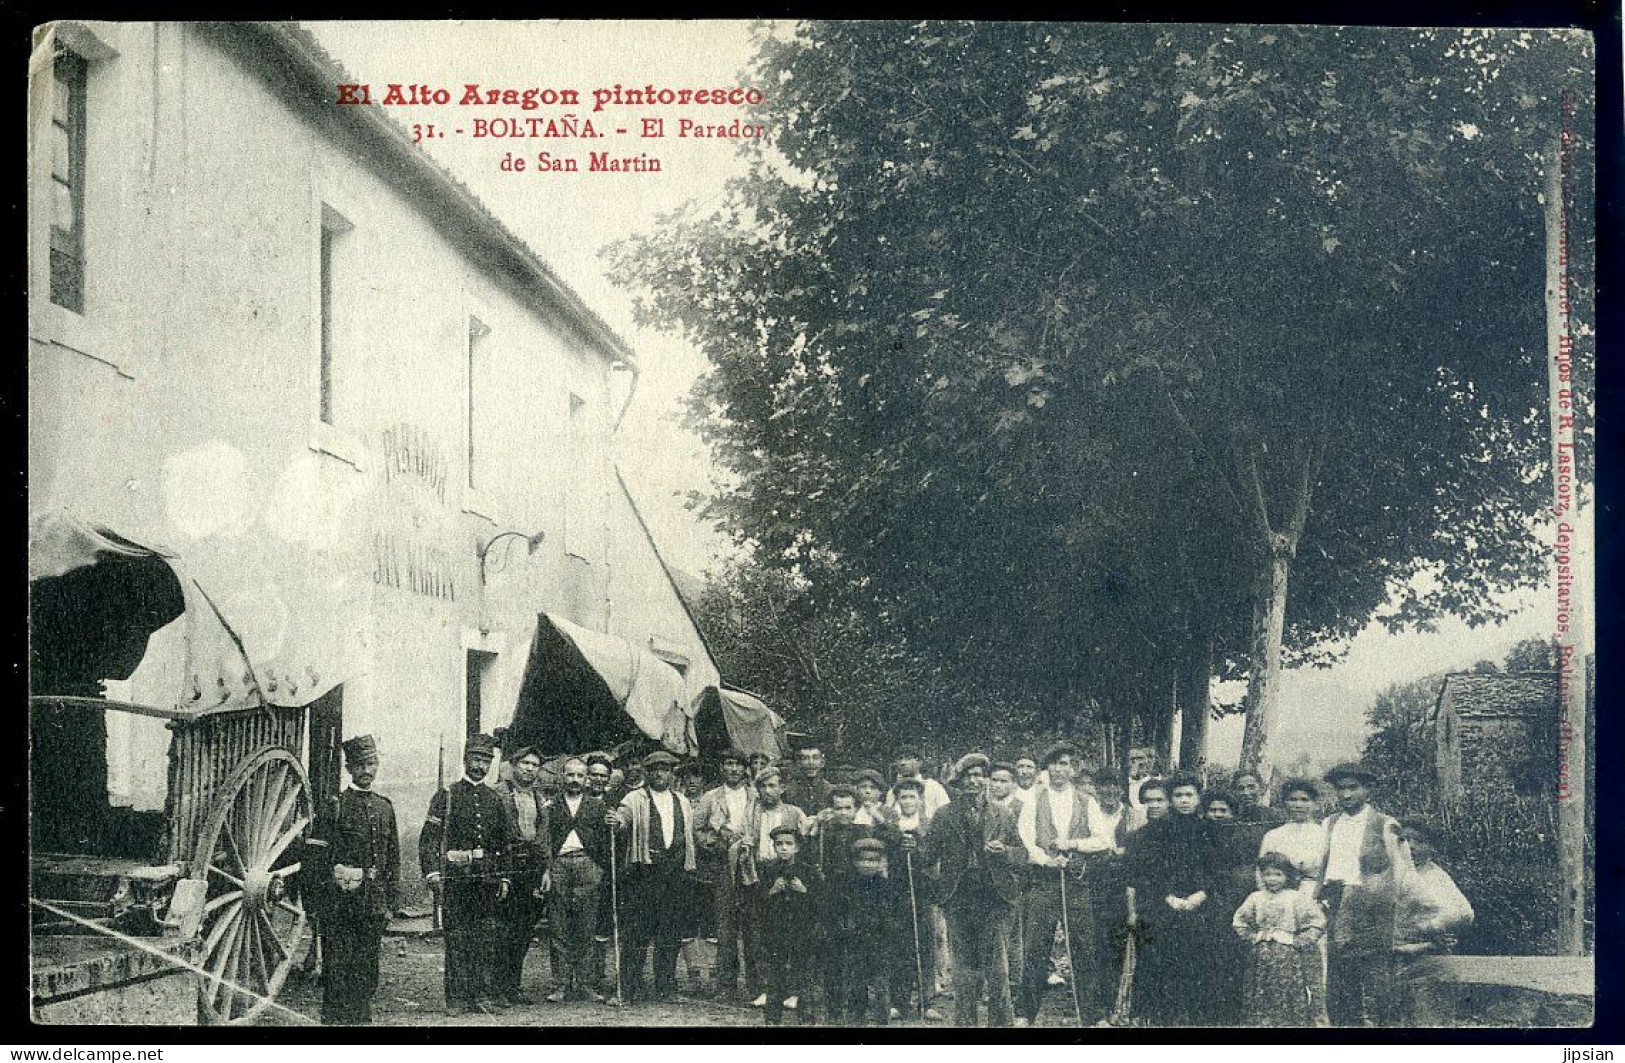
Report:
25,18,1597,1034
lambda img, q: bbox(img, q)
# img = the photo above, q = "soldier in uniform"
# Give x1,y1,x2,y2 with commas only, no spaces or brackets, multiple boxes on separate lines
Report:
302,734,399,1026
420,733,512,1016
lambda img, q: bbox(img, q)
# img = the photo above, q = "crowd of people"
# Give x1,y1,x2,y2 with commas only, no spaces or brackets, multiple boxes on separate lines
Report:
298,733,1475,1028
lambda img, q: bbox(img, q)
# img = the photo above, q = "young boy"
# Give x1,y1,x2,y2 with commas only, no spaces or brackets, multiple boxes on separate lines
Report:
886,777,941,1020
825,837,909,1025
757,824,823,1025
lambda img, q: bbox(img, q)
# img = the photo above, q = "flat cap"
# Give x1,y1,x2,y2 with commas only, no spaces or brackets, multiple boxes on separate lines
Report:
768,824,801,841
951,752,991,782
1040,741,1080,768
1323,762,1378,785
851,837,887,857
642,750,680,769
585,751,615,769
754,767,782,786
853,768,887,790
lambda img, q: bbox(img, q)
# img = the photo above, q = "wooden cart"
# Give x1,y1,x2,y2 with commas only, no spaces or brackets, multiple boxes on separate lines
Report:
31,694,314,1025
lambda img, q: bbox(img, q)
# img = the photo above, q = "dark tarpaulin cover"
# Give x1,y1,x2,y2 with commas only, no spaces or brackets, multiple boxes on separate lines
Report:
507,615,637,756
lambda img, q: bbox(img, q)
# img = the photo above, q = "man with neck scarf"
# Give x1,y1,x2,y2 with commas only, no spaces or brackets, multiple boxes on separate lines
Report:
303,734,398,1025
420,733,512,1016
608,749,700,1002
494,746,550,1005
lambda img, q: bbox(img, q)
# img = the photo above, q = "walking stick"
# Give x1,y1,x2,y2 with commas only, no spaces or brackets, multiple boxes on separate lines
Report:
608,823,625,1006
904,849,927,1023
1112,919,1136,1025
1058,865,1085,1027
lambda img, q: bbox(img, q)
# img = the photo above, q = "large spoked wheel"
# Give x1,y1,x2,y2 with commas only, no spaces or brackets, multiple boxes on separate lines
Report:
191,747,312,1025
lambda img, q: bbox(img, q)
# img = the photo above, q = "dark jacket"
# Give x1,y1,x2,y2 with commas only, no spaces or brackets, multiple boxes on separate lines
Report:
543,791,612,869
921,792,1027,907
418,778,512,880
303,787,400,919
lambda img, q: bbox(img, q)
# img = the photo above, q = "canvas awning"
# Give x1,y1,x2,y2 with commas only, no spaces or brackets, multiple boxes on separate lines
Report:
28,508,346,713
502,613,695,756
693,685,788,761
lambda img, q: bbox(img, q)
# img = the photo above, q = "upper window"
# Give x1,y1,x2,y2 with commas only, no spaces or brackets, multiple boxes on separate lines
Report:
318,204,353,425
466,316,490,490
49,48,87,313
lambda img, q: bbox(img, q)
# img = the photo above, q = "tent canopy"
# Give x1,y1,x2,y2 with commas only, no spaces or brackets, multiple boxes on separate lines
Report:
694,685,788,762
505,613,695,757
29,510,263,713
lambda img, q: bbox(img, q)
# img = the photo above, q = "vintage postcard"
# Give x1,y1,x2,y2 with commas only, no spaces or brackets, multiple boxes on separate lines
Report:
26,19,1596,1035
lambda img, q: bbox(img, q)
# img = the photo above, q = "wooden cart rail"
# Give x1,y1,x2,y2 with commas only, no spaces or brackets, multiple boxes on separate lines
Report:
166,705,307,870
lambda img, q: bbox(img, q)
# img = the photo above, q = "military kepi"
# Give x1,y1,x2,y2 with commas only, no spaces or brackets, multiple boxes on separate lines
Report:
341,734,378,766
466,732,497,756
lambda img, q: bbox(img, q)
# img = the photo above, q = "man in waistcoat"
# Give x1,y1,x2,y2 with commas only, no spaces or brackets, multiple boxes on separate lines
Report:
494,746,550,1005
544,756,611,1002
1015,742,1113,1026
303,734,399,1025
608,750,699,1002
1318,762,1404,1027
420,732,512,1016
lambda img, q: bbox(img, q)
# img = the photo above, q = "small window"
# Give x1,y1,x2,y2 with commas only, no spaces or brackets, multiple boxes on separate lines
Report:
318,204,353,425
49,48,87,312
466,316,490,490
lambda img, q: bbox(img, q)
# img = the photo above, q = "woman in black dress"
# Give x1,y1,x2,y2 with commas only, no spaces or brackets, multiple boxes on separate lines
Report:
1124,771,1218,1026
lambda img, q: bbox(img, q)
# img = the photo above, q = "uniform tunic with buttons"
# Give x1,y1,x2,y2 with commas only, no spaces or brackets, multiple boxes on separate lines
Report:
304,787,399,1024
418,779,513,1008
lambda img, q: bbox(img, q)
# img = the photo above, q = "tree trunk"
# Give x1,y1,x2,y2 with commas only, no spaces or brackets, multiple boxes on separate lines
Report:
1238,535,1293,774
1152,659,1178,771
1177,624,1212,770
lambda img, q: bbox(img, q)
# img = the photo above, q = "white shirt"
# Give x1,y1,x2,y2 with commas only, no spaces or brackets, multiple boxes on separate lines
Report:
650,788,677,849
722,784,750,829
1018,784,1111,865
894,810,924,834
756,805,782,862
559,793,585,854
1323,805,1372,885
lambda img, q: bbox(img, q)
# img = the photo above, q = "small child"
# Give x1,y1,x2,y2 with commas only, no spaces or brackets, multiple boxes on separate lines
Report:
1232,850,1326,1027
758,824,823,1026
825,837,908,1025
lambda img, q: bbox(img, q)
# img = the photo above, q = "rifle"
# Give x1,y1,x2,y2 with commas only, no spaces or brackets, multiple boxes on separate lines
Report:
433,735,446,933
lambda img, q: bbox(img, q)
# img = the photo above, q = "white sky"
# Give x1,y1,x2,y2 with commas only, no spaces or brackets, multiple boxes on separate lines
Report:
304,20,1592,767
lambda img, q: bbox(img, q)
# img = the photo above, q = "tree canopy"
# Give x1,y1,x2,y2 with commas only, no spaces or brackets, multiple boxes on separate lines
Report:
610,22,1593,769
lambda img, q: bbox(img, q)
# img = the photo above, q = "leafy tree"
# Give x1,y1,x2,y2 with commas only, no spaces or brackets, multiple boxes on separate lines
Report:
611,23,1593,771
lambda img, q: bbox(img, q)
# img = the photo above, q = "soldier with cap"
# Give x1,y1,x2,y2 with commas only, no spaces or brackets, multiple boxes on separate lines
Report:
494,745,550,1005
1317,761,1404,1027
419,733,512,1016
608,749,699,1002
303,734,399,1025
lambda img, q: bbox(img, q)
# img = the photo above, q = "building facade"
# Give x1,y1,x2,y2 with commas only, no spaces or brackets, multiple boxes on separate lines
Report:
29,21,719,894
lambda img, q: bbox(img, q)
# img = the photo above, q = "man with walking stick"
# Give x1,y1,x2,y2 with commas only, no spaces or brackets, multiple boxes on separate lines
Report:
1015,742,1112,1027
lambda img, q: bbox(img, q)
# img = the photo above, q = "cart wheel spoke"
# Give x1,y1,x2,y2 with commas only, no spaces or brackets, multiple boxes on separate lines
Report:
276,898,303,919
201,901,242,959
208,863,246,889
257,906,289,962
257,762,294,854
265,816,311,865
221,820,248,878
208,906,245,1005
205,889,243,915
